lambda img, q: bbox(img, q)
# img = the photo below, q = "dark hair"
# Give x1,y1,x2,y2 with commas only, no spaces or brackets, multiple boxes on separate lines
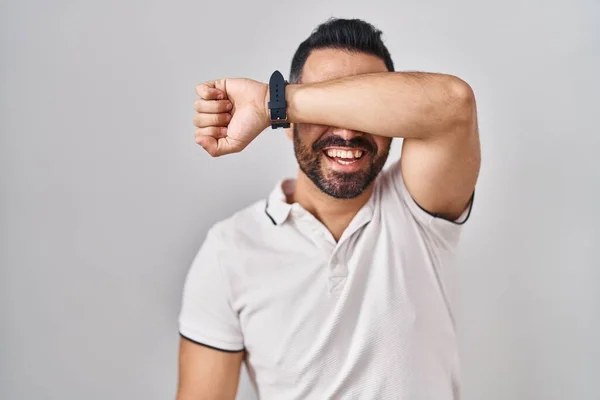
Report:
289,18,395,84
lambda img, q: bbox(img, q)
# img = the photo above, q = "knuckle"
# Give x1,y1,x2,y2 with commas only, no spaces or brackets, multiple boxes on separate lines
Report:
220,101,231,112
219,113,230,125
195,84,206,97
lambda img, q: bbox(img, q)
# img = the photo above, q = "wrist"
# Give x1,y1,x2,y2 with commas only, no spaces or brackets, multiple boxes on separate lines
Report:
263,84,271,130
285,84,299,123
264,83,300,127
262,83,271,129
265,69,302,129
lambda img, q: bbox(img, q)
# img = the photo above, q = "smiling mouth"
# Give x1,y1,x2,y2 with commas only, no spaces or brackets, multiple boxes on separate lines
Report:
323,148,366,165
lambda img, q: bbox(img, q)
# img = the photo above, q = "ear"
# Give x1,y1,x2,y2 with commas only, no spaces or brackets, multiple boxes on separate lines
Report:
285,124,294,140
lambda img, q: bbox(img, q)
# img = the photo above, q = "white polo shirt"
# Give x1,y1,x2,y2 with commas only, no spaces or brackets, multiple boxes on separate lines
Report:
179,158,472,399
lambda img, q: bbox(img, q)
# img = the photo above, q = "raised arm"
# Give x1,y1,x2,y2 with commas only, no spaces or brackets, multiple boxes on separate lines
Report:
284,71,480,220
193,71,480,219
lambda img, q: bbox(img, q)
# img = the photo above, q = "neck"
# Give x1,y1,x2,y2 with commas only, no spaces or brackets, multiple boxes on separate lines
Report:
292,169,374,242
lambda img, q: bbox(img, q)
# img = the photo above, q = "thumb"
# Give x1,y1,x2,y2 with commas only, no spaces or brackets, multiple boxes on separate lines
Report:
213,79,228,100
197,135,239,157
196,80,226,100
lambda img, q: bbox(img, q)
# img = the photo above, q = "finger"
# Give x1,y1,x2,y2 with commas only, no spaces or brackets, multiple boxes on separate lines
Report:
194,99,232,114
195,126,228,141
195,82,225,100
193,112,231,128
195,136,235,157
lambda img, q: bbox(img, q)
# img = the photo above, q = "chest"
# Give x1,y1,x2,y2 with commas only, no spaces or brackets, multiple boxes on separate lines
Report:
229,222,455,381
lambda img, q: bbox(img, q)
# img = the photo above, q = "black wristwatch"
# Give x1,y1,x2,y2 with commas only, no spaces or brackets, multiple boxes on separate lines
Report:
268,70,290,129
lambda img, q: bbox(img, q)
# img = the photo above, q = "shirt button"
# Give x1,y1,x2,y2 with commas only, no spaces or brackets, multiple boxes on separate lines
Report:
330,264,346,275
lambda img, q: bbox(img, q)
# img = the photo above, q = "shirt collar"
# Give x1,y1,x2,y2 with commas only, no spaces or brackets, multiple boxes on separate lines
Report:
265,179,296,225
264,178,377,230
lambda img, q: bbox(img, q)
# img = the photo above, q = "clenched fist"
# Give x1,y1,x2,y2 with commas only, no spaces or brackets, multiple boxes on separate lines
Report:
193,78,271,157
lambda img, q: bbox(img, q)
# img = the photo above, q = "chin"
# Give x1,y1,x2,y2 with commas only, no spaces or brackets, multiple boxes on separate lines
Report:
319,170,371,199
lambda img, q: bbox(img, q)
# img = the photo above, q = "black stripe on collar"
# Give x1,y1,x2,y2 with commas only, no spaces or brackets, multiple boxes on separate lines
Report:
264,198,277,225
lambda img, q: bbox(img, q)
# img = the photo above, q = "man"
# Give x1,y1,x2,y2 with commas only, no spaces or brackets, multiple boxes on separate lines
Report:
178,18,480,400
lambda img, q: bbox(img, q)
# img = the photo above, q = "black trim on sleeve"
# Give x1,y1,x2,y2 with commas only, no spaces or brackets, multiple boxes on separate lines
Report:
180,333,245,353
414,191,475,226
264,198,277,225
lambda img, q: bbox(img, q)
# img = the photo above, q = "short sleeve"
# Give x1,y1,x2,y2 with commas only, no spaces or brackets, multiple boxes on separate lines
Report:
383,158,474,249
178,227,244,352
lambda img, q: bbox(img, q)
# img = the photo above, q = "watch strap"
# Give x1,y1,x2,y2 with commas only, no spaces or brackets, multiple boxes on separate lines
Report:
268,70,290,129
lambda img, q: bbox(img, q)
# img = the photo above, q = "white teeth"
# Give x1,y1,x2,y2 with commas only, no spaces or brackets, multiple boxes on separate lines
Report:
325,149,364,159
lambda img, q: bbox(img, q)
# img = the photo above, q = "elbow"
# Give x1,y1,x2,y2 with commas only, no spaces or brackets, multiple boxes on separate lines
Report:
450,76,475,109
449,77,477,129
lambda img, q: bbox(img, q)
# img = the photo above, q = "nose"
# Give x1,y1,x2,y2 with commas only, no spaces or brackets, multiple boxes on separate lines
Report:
331,127,363,141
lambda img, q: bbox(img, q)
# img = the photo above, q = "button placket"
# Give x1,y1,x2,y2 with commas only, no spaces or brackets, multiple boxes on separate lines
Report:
328,276,347,294
338,210,372,246
329,263,347,276
327,243,349,294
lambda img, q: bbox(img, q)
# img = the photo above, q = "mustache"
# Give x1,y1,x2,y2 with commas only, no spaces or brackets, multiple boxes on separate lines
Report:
312,135,377,154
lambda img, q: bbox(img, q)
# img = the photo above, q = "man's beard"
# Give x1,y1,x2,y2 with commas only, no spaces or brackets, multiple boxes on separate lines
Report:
293,125,392,199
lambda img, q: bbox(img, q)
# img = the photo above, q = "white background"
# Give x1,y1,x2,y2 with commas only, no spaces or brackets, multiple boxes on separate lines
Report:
1,0,598,399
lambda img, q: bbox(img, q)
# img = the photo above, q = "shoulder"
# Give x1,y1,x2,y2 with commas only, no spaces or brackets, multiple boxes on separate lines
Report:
373,157,473,249
206,199,273,252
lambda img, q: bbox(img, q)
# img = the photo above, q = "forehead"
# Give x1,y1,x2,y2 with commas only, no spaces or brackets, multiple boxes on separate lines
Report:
301,48,389,84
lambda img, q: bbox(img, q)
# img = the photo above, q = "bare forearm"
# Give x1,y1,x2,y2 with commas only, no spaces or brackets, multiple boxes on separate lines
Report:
286,72,473,138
